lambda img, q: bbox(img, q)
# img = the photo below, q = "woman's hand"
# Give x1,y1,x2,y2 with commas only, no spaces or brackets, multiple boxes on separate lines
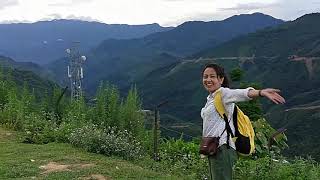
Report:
260,88,286,104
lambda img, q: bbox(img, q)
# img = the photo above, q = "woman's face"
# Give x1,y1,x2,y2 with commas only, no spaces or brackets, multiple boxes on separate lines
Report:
202,67,224,93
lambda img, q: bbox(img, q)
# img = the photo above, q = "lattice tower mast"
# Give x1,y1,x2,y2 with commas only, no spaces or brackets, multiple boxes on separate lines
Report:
66,42,86,101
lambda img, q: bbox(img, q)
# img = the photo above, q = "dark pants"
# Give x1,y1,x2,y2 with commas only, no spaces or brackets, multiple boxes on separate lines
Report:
208,145,238,180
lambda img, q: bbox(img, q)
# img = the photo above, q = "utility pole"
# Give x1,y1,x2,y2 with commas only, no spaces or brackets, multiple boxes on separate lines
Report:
153,100,169,161
66,42,86,101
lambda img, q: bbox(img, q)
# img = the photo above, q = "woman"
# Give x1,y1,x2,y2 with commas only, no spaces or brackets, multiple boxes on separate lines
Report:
201,63,285,180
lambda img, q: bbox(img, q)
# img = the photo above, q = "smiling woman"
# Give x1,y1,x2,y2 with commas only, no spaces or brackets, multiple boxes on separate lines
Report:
200,63,285,180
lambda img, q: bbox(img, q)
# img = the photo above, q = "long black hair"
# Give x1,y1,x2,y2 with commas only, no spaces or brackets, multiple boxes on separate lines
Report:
202,63,229,88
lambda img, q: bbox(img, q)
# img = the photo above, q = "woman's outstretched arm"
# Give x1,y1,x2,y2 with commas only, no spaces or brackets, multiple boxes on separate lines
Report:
248,88,286,104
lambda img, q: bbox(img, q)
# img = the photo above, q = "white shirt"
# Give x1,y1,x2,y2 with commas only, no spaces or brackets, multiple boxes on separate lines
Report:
201,87,254,149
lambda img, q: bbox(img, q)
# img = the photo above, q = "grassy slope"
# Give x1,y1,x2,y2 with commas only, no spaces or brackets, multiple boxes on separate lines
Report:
0,127,179,180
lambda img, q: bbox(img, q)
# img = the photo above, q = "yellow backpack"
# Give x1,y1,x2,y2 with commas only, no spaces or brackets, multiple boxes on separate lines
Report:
214,90,255,155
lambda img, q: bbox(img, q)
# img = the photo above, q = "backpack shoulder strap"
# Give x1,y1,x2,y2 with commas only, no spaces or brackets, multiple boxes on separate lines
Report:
214,90,227,117
214,90,234,148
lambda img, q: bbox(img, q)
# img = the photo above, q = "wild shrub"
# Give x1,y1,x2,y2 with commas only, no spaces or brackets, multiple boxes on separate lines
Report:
92,82,121,128
23,111,57,144
158,138,208,179
118,85,145,139
235,156,320,180
253,118,288,157
69,124,143,160
92,83,147,143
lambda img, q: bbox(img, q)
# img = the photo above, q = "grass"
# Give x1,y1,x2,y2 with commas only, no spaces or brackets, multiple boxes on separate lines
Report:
0,127,179,179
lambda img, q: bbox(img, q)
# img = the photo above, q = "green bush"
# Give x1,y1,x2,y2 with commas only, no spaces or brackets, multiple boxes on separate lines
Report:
253,118,288,157
22,112,57,144
69,124,143,160
157,138,208,179
235,156,320,180
54,121,80,143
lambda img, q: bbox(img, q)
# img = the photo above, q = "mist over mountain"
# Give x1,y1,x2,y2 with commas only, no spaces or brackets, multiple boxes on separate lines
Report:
0,19,172,64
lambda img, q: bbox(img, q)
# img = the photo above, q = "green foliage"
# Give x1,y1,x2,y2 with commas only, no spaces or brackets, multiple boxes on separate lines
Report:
69,124,143,160
40,90,51,112
237,82,263,121
0,126,178,180
235,156,320,180
230,68,244,82
157,137,208,179
238,100,263,121
54,121,77,143
52,85,68,124
0,80,8,109
119,85,145,138
90,83,147,144
231,69,264,121
1,85,23,130
0,66,149,162
23,112,57,144
253,118,288,157
92,82,107,126
146,136,317,180
63,96,87,125
106,85,120,127
92,82,121,128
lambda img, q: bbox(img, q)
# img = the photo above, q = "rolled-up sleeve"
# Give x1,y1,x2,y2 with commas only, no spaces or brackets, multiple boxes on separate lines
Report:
221,87,255,105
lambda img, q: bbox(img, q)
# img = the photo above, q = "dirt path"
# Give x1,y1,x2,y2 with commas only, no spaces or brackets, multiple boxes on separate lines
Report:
284,105,320,112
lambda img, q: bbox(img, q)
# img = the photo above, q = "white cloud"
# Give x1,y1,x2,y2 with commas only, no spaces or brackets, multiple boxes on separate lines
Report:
0,0,318,26
0,0,18,10
0,19,32,24
48,13,63,19
219,2,279,11
49,0,93,7
66,14,101,22
160,0,212,1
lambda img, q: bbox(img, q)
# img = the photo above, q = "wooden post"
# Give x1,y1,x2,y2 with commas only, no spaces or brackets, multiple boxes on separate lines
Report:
153,107,159,161
153,100,168,161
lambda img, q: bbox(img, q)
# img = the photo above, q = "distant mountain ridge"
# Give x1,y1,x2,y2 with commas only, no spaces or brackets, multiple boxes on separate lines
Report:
5,12,320,160
47,13,284,94
136,13,320,160
193,13,320,58
0,55,53,80
0,56,58,98
0,19,172,64
134,12,284,57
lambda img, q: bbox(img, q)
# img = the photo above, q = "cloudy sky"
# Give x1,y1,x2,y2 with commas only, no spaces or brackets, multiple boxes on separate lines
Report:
0,0,319,26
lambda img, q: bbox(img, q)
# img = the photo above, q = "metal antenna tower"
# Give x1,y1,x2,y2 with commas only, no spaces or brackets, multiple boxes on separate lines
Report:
66,42,86,101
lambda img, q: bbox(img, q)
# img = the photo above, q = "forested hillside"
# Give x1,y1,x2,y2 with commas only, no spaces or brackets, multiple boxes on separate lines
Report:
47,13,283,94
141,13,320,159
0,20,171,64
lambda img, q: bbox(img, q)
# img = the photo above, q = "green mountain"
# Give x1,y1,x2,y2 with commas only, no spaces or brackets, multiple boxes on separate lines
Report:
46,13,320,159
47,13,283,95
0,20,171,64
137,13,283,57
0,56,60,98
142,13,320,159
193,13,320,58
0,55,54,81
